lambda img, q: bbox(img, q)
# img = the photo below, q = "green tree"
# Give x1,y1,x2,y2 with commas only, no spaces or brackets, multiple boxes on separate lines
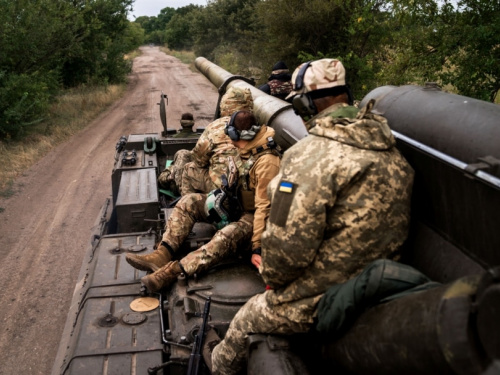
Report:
251,0,392,98
164,5,202,50
442,0,500,102
0,0,136,140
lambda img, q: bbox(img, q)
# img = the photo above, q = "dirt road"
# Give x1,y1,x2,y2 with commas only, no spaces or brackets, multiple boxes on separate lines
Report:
0,46,218,375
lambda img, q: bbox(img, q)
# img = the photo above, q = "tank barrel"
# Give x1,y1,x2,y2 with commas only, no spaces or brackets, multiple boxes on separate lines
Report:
195,57,307,151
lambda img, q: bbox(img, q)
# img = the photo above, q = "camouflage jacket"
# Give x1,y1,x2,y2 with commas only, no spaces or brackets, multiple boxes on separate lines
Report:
260,100,415,324
268,79,293,100
190,116,239,188
232,126,281,250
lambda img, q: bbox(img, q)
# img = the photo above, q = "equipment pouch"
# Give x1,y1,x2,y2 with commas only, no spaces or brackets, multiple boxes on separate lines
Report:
239,189,255,212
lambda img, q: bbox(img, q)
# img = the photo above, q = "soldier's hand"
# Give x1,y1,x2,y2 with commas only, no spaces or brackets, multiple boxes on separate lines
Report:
251,254,262,269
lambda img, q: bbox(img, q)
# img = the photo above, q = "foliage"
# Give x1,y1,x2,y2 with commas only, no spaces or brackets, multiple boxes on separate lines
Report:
164,6,203,50
2,0,499,142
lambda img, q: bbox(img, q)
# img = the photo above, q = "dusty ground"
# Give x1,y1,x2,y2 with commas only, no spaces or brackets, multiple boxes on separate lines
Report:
0,46,218,375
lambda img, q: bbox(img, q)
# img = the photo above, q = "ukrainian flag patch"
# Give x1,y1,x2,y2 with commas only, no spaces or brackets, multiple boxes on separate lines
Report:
279,181,294,193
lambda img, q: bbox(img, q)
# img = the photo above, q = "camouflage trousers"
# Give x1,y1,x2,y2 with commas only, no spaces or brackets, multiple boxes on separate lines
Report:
157,149,193,195
211,292,312,375
181,161,218,196
161,193,253,276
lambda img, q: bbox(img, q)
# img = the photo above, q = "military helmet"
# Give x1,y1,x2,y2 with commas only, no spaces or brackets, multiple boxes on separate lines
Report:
204,188,231,230
220,87,254,117
286,59,346,100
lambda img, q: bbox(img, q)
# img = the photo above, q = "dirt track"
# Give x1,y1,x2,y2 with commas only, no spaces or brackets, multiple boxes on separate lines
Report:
0,46,218,375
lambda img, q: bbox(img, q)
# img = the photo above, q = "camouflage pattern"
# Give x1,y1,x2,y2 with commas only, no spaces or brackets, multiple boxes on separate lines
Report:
268,79,293,99
286,58,346,100
190,116,239,190
211,100,415,375
183,86,254,192
157,149,193,195
180,161,218,195
219,87,254,117
211,292,310,375
159,193,254,275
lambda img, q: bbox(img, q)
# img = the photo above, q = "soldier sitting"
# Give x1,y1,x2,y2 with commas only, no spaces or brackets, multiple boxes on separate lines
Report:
210,58,415,375
157,87,253,197
258,61,293,101
171,112,199,138
126,110,281,291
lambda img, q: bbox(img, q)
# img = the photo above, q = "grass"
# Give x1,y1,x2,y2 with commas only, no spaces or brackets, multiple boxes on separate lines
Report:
0,83,127,198
160,48,197,70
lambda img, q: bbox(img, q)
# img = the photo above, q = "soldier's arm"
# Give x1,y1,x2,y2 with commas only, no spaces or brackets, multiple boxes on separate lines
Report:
260,171,333,288
250,154,281,251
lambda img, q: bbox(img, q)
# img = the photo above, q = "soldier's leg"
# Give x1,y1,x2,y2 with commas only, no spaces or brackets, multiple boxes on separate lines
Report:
126,193,207,272
181,162,217,195
180,213,253,275
161,193,208,251
211,292,311,375
158,149,192,195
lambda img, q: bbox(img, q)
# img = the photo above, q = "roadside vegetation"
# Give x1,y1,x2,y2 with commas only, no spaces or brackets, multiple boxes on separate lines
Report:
0,84,126,197
0,0,498,201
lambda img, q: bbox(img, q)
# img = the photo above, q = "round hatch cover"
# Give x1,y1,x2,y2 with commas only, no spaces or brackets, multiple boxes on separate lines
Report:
130,297,159,312
122,312,147,325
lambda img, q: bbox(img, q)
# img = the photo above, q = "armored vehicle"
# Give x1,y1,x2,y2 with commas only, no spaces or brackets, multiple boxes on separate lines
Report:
51,57,500,375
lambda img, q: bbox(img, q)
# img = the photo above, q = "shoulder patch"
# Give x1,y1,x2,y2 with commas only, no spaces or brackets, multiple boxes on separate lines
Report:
278,181,294,193
270,180,297,227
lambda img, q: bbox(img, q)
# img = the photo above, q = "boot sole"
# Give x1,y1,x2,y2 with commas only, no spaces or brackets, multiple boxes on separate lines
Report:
125,254,161,272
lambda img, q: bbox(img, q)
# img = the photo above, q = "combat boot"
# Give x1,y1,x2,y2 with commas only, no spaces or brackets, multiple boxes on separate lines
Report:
126,243,172,272
202,328,221,372
141,260,183,292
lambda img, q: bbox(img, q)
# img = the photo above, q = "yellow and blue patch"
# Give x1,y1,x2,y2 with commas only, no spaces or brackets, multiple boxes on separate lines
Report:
279,181,294,193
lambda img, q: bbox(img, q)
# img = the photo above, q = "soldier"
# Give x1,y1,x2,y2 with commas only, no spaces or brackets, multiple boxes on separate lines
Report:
171,112,199,138
157,87,254,196
125,110,280,291
258,61,293,101
210,58,415,375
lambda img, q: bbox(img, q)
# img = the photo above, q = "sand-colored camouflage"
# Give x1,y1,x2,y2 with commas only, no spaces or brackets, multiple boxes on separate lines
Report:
211,100,414,375
158,192,253,276
180,161,217,195
219,87,254,117
286,58,346,99
190,116,240,190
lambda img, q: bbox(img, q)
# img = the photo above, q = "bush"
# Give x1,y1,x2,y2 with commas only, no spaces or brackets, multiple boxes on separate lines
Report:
0,71,57,140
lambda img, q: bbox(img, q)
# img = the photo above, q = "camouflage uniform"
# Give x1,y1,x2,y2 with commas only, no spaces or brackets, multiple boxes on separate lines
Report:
160,125,280,275
211,100,415,375
159,87,254,196
259,61,293,100
157,149,192,195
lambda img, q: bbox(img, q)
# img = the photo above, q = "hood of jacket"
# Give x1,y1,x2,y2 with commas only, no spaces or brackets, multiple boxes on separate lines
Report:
308,100,396,151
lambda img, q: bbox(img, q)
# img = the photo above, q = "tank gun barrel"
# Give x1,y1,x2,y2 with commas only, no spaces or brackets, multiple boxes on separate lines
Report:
195,57,307,151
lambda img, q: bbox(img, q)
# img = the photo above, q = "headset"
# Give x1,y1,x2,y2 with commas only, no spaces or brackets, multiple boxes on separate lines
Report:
225,111,261,141
291,61,354,121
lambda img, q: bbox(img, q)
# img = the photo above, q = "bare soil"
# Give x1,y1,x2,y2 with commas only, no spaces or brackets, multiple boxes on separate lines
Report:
0,46,218,375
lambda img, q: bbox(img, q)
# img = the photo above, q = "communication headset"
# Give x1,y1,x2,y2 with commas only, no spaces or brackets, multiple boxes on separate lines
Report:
291,61,354,121
224,111,261,141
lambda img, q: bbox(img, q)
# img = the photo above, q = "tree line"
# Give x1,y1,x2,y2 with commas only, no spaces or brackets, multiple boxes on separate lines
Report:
1,0,498,141
136,0,498,103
